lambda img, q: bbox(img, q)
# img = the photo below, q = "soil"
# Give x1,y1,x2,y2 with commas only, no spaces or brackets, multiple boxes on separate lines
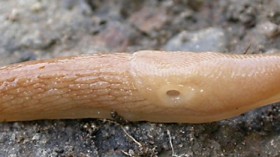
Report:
1,0,280,156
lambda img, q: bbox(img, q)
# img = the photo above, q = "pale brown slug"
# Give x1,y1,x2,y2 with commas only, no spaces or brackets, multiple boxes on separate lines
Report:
0,50,280,123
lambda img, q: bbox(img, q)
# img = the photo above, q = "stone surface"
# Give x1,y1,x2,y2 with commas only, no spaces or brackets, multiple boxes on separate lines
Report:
164,27,227,52
1,0,280,156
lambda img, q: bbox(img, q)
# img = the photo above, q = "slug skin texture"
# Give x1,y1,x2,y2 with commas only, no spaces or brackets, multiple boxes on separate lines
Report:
0,51,280,123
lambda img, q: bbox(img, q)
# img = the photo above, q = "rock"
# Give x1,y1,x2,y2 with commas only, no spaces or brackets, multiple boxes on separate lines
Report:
129,7,168,33
257,21,280,38
234,21,280,54
164,27,227,52
225,0,257,27
31,2,44,12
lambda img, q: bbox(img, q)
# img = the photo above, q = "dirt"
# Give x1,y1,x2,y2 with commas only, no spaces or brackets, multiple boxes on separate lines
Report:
1,0,280,156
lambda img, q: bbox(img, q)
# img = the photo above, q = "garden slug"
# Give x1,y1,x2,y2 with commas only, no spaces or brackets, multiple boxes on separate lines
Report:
0,50,280,123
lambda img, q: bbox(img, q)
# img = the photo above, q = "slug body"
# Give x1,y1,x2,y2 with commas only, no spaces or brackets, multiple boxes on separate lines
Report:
1,51,280,123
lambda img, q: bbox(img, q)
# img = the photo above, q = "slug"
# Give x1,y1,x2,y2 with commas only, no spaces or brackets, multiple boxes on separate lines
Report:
0,50,280,123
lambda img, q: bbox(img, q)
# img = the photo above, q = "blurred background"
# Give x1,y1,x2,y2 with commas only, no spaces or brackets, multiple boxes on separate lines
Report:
1,0,280,156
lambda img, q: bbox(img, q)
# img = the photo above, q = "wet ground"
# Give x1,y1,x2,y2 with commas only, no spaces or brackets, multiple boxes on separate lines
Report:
1,0,280,156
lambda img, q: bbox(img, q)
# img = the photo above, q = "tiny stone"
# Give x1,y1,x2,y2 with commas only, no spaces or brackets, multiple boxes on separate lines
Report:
257,21,280,38
128,149,135,156
31,2,44,12
32,134,40,141
7,8,19,22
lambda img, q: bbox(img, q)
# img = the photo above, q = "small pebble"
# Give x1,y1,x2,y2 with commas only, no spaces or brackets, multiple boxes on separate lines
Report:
7,8,19,22
257,21,280,38
31,2,44,12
